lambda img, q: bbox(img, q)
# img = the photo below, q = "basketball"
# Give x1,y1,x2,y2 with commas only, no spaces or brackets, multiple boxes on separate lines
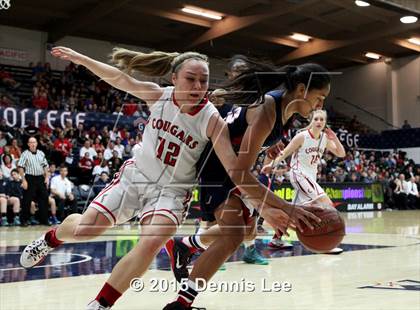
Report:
297,206,345,253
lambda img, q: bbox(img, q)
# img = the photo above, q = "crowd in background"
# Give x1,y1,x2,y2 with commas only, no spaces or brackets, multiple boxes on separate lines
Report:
253,148,419,210
0,62,419,226
1,62,150,118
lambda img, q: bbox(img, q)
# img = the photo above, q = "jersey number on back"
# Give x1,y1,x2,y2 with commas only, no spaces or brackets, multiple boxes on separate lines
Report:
156,136,180,167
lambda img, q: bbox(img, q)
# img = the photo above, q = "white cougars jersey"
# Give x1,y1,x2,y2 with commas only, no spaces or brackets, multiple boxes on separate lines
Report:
289,129,328,180
134,87,218,192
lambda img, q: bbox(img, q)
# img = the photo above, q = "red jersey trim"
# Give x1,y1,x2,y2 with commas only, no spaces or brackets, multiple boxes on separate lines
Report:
307,129,315,139
172,91,208,116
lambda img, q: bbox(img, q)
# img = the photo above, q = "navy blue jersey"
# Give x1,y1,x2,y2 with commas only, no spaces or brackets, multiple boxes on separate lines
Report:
197,90,285,216
0,179,6,195
5,180,23,199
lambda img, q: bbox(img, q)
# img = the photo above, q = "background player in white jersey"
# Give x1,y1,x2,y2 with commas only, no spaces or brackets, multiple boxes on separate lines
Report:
266,109,345,253
20,46,319,310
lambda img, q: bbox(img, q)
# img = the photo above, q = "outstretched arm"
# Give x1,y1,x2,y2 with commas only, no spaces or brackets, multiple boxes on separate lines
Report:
51,46,163,106
269,133,304,167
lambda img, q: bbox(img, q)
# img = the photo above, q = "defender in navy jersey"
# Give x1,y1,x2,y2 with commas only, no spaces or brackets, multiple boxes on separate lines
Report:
164,61,331,309
197,90,285,222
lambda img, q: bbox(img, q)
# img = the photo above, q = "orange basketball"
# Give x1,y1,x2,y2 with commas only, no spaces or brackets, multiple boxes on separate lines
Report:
296,206,345,253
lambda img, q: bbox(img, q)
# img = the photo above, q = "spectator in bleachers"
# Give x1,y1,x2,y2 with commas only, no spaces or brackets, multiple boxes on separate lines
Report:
402,120,411,129
349,115,359,132
1,154,16,180
74,123,87,146
92,160,109,178
119,127,130,144
93,151,104,166
334,167,347,183
0,65,20,89
93,137,105,154
38,131,54,155
50,165,77,220
39,119,52,136
406,165,415,179
407,176,419,209
363,168,376,183
112,105,123,116
32,91,49,109
0,94,13,107
108,150,122,176
78,152,94,184
48,163,59,181
52,132,72,165
104,140,116,161
1,147,14,166
114,137,124,158
92,171,109,196
394,174,409,210
32,61,45,80
63,119,74,138
0,171,8,226
4,169,23,226
87,126,98,141
79,139,97,160
0,132,7,149
123,98,138,116
109,127,122,142
100,126,111,141
124,138,136,157
346,171,359,182
9,138,22,160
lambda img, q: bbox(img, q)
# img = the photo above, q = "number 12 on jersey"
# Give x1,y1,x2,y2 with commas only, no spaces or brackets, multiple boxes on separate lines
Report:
156,136,180,167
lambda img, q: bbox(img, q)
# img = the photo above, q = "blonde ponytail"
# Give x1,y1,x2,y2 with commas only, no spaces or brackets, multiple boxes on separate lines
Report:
111,48,208,77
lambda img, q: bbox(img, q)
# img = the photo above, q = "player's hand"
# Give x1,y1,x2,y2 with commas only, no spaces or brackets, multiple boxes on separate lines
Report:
208,89,226,107
266,141,285,159
261,164,272,174
283,204,322,232
325,128,337,140
51,46,85,65
258,203,290,237
21,179,28,190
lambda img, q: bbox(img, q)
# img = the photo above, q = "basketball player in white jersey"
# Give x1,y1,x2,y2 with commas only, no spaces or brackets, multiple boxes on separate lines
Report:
20,46,319,310
266,109,346,253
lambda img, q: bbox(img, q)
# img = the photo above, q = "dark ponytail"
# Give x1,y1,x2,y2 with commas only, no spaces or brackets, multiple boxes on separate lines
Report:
222,60,330,105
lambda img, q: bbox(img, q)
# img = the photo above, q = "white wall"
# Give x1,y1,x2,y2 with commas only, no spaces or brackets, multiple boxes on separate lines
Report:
329,55,420,131
0,25,46,65
329,62,390,131
392,56,420,128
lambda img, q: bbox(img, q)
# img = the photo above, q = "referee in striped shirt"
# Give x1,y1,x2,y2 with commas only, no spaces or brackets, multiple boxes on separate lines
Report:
17,137,50,226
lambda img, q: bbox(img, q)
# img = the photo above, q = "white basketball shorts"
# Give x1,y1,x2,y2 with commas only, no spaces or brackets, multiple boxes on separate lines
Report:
89,159,191,226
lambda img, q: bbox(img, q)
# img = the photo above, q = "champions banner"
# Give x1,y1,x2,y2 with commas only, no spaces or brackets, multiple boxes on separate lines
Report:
0,106,147,131
187,182,384,217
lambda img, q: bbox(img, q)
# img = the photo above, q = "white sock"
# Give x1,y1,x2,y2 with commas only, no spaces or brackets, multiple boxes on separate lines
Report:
243,240,254,248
